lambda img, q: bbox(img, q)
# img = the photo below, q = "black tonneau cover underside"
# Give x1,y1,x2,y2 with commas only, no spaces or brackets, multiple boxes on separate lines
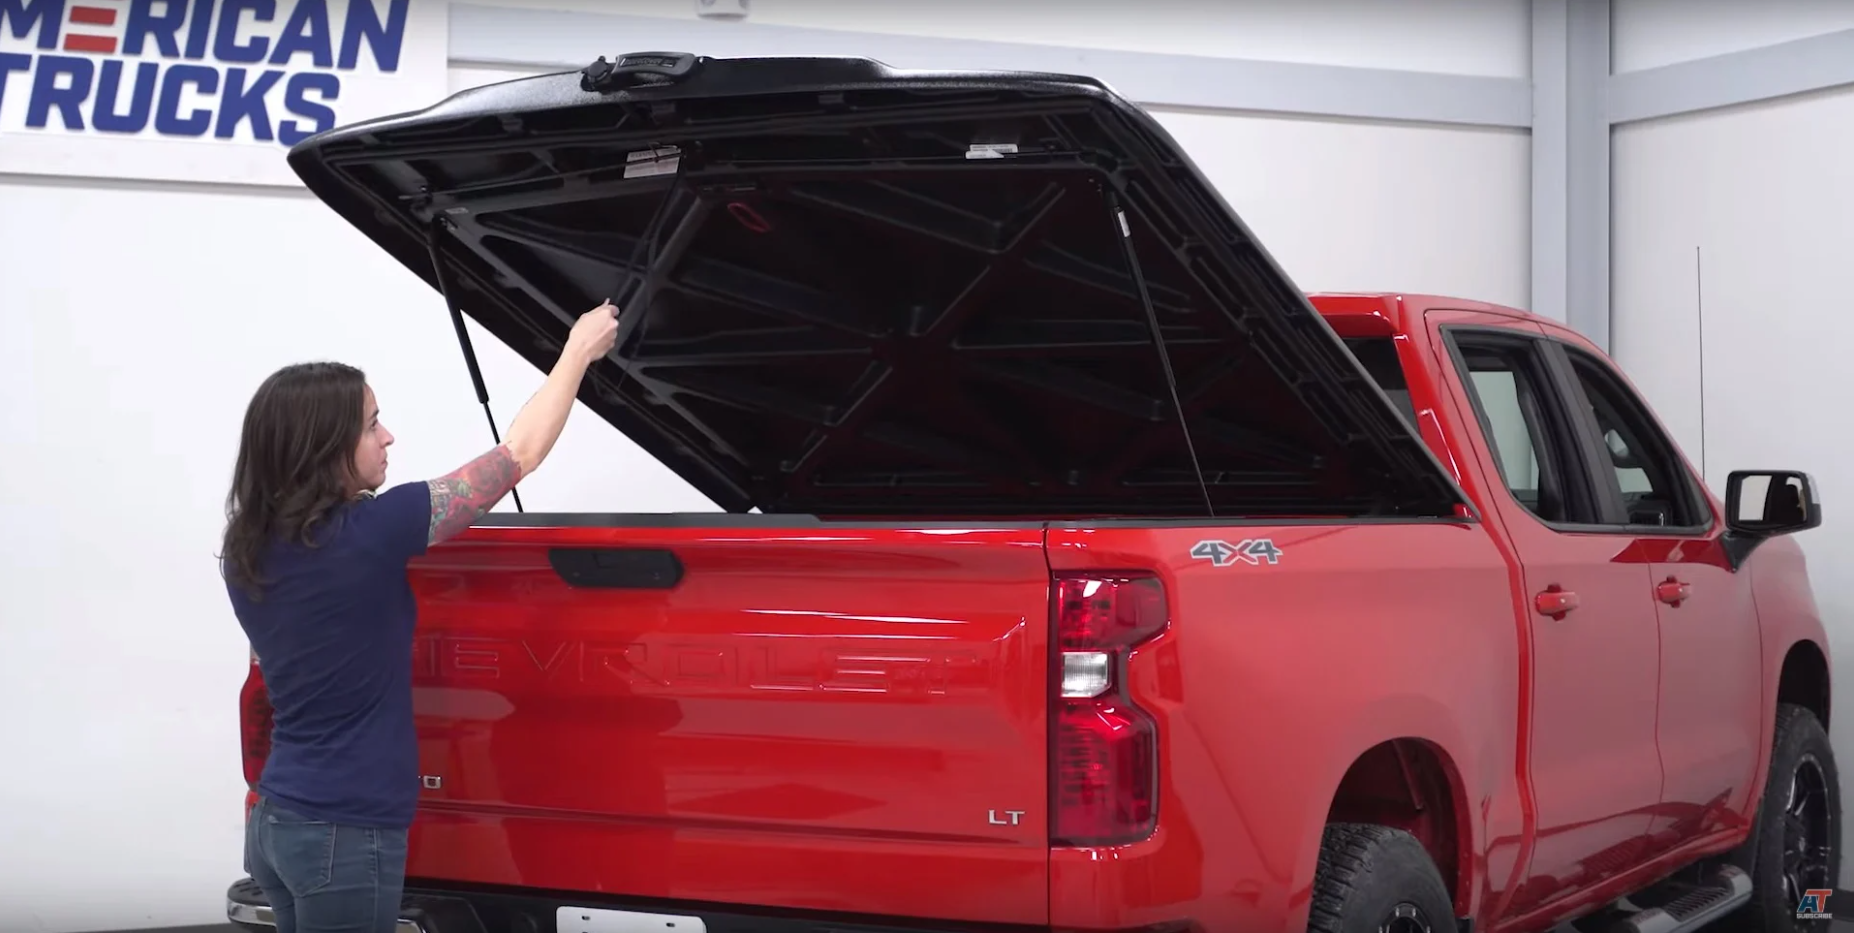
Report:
287,54,1468,519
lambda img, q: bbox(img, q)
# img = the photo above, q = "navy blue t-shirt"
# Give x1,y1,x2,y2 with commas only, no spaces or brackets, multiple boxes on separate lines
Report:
228,481,431,829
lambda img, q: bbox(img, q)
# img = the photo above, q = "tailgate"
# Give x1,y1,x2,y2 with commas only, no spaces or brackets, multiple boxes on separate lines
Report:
404,521,1052,926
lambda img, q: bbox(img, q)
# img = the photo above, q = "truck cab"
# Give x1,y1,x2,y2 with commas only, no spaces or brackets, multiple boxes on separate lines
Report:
1316,291,1834,931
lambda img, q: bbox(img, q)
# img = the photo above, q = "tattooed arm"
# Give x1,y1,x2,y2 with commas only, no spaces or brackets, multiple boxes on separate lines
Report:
426,445,523,545
425,301,621,546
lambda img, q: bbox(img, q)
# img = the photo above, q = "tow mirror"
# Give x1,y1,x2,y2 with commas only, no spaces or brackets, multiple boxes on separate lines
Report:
1723,470,1821,568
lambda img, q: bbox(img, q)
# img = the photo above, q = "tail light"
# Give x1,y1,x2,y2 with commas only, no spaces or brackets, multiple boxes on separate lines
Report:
239,655,274,789
1051,572,1167,847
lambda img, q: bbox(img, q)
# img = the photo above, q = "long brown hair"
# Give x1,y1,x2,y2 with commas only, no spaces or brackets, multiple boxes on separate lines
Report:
221,362,368,596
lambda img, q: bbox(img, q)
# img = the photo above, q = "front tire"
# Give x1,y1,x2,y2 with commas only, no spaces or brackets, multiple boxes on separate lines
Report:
1729,702,1841,932
1307,823,1454,933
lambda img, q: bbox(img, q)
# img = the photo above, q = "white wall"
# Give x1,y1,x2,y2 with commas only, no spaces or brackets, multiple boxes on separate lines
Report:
1613,0,1854,73
1150,109,1529,308
468,0,1531,78
1611,5,1854,883
0,7,1530,931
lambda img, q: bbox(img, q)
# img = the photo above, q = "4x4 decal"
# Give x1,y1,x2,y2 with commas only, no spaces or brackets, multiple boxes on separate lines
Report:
1190,538,1283,568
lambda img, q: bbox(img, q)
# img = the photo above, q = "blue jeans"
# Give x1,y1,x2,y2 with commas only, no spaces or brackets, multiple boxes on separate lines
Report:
244,796,408,933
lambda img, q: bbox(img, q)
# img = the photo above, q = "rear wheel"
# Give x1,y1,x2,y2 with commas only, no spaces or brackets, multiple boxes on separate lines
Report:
1307,822,1454,933
1726,702,1841,932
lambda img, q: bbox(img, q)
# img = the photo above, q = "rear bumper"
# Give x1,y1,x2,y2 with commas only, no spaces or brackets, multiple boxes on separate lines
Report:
228,900,425,933
225,877,1083,933
226,877,431,933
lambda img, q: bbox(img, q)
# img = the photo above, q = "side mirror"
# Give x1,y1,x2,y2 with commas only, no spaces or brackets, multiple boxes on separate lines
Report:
1723,470,1821,568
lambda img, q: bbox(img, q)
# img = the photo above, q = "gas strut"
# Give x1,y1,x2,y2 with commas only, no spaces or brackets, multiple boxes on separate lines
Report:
424,219,525,513
603,179,693,397
1105,188,1214,517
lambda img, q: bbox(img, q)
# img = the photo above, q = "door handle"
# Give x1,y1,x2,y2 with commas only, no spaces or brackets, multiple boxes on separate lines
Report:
1656,577,1692,607
1535,586,1579,620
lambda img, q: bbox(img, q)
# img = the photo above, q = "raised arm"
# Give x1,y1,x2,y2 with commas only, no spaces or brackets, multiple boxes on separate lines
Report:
426,300,621,545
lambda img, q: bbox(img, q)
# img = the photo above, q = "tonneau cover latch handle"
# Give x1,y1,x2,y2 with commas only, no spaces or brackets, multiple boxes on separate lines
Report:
581,52,701,92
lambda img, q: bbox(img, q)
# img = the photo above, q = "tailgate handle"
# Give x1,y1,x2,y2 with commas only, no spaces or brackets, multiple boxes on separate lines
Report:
548,548,684,590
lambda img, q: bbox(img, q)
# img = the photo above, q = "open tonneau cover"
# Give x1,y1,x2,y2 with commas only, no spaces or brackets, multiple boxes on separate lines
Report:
287,52,1468,519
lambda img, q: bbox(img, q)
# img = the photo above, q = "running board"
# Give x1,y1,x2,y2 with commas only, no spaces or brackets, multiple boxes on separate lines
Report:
1608,865,1753,933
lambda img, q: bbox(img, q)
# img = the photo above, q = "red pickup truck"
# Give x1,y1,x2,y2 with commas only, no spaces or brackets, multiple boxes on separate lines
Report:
227,53,1837,933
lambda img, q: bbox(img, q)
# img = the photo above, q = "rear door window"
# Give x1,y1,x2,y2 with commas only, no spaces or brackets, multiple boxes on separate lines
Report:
1445,331,1597,526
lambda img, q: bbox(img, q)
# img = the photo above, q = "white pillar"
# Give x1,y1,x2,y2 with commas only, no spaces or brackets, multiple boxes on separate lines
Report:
1531,0,1612,349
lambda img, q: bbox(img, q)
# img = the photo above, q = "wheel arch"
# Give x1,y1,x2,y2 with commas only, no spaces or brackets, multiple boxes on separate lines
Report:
1778,638,1831,730
1323,735,1475,919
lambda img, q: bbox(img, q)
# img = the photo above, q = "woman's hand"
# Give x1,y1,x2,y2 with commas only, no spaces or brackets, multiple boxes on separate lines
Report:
566,300,621,364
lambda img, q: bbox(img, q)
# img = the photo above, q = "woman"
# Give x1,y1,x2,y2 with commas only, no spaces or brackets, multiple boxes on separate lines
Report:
220,300,621,933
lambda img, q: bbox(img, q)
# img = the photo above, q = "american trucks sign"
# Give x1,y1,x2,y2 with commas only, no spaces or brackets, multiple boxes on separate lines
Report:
0,0,447,186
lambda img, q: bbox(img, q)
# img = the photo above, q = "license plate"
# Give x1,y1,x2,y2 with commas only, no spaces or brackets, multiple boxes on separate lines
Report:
556,906,706,933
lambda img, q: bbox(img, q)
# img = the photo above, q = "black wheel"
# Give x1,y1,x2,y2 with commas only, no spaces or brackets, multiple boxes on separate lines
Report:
1726,702,1841,932
1307,822,1454,933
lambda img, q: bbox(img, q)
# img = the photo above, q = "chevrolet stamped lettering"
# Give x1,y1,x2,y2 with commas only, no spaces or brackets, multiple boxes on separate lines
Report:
410,633,1001,698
